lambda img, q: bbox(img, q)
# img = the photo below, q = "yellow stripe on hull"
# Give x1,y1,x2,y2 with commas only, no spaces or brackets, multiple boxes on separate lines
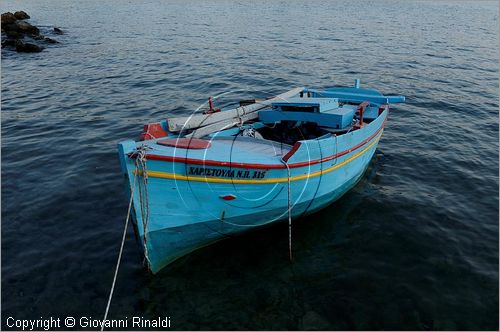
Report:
136,131,382,184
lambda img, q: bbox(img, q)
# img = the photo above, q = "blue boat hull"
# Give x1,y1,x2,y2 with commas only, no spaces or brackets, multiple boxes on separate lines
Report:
142,160,372,273
119,109,387,273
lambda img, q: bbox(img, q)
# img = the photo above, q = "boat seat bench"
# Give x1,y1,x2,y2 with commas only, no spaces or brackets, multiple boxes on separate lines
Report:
258,109,355,129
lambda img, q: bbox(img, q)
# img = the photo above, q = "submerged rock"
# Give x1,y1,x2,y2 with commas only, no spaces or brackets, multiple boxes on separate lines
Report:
2,39,16,48
4,29,23,39
15,40,43,52
43,37,59,44
300,311,331,330
1,11,62,53
14,11,30,20
1,12,16,25
15,21,39,35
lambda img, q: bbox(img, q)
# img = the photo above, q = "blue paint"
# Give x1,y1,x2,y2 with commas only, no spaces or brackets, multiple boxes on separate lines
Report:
3,1,497,328
118,84,405,273
259,109,354,129
305,88,406,104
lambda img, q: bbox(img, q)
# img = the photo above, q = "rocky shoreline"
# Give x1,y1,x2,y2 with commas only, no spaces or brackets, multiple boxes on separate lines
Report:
1,11,63,53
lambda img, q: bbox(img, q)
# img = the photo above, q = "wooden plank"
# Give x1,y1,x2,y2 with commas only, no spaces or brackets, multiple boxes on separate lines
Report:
167,87,304,132
167,104,260,132
186,112,258,138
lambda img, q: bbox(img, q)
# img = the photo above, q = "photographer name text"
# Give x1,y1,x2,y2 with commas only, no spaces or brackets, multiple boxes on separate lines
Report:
6,316,171,330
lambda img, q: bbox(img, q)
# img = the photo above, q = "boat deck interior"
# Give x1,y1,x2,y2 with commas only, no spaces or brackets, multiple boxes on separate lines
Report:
208,99,381,146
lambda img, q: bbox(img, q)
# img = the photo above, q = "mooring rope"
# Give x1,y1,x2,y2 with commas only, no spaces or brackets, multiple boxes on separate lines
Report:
286,164,292,261
280,159,293,262
101,171,137,331
224,159,293,261
135,147,151,269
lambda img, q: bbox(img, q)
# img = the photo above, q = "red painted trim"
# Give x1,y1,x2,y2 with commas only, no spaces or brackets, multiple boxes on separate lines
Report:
358,101,370,126
140,123,168,141
282,142,301,162
157,138,211,149
378,104,387,115
220,194,237,200
130,117,387,170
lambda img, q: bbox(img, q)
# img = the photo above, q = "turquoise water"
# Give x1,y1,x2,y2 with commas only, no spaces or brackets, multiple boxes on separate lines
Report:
2,0,498,330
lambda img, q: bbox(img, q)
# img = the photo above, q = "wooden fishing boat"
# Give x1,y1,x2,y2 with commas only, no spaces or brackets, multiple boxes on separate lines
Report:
117,80,405,273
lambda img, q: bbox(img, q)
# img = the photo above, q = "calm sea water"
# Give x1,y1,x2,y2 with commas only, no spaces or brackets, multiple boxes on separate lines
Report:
2,0,498,330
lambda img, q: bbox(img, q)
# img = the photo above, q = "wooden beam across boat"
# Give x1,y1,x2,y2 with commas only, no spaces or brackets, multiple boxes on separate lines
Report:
167,87,304,132
305,89,405,104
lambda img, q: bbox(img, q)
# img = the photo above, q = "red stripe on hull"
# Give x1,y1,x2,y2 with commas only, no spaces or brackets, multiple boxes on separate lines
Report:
132,118,387,170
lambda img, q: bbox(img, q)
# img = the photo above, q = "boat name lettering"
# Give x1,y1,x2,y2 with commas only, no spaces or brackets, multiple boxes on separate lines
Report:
188,167,267,179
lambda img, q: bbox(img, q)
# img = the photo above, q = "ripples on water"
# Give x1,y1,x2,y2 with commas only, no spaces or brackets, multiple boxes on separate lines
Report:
1,0,498,330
